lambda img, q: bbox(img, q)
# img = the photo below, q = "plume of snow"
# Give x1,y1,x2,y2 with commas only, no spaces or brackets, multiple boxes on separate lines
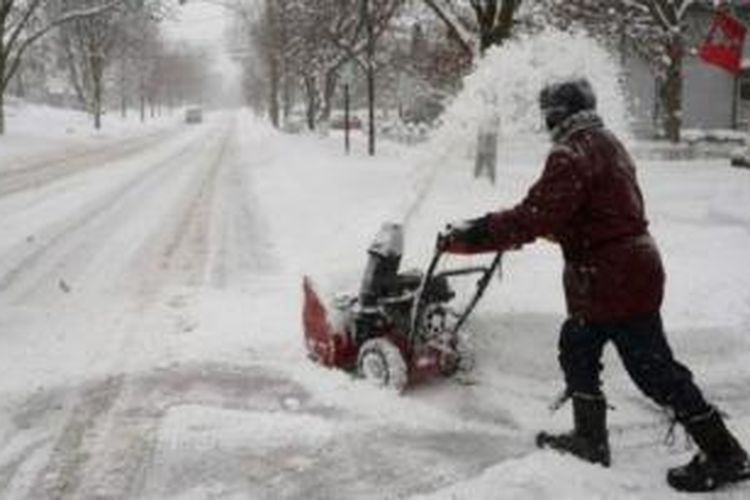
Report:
399,28,631,225
439,27,631,143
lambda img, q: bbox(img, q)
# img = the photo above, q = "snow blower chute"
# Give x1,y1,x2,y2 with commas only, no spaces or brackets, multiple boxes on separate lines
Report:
302,223,502,392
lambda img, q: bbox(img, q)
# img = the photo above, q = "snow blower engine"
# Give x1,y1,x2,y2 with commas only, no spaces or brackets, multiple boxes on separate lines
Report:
302,223,501,392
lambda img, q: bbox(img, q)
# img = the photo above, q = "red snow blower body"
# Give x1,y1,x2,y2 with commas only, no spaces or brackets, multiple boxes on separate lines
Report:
302,223,501,392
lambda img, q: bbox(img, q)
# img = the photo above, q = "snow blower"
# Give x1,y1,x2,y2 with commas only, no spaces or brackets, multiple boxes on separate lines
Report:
302,222,502,392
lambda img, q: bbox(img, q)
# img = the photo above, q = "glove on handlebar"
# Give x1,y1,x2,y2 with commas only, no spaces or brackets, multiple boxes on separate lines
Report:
440,215,492,254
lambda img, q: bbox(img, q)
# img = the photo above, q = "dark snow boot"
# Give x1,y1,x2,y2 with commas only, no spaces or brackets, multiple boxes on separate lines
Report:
537,393,611,467
667,408,750,492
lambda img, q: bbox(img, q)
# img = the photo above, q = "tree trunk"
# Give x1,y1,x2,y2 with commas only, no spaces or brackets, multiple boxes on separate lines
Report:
476,0,518,53
320,69,339,123
304,75,317,131
92,58,103,130
140,87,146,123
471,1,519,182
13,64,25,97
661,39,683,143
365,0,375,156
282,70,294,123
367,63,375,156
0,28,4,135
0,89,5,135
268,53,280,128
266,0,280,128
0,55,5,135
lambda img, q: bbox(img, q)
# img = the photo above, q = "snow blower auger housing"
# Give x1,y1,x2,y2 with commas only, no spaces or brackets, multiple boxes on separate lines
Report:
303,223,502,393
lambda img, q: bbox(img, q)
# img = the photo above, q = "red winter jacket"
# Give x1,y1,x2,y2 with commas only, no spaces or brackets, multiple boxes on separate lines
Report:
465,112,664,322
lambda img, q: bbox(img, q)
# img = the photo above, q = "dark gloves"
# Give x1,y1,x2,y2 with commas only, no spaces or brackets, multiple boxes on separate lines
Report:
439,215,492,254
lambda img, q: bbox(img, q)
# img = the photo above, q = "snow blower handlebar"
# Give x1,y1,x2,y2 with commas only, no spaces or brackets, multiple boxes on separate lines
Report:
443,252,502,337
409,234,502,347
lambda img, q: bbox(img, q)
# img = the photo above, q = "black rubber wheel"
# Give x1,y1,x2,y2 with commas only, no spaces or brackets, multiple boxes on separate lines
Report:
357,338,408,393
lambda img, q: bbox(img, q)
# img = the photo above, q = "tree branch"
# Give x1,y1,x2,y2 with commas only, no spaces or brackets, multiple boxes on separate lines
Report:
422,0,477,58
3,0,124,90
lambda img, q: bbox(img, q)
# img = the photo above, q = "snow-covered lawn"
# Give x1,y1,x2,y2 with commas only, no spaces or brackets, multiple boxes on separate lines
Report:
0,98,183,170
0,102,749,499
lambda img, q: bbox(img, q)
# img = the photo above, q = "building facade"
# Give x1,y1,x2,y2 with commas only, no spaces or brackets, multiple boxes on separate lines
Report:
622,3,750,137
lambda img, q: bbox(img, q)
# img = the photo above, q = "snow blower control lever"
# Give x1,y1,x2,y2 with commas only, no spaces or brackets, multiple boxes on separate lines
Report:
302,223,502,392
410,232,502,349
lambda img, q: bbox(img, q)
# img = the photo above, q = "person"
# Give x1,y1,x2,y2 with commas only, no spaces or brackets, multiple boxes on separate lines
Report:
440,78,750,492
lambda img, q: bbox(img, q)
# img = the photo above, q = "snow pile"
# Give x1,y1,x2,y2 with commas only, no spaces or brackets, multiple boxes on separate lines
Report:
414,452,645,500
682,129,746,144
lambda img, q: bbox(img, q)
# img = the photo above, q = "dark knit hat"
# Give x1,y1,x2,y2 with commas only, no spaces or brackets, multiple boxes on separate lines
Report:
539,78,597,130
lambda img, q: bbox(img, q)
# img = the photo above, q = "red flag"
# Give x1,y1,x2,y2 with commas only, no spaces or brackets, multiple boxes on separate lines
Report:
699,9,747,74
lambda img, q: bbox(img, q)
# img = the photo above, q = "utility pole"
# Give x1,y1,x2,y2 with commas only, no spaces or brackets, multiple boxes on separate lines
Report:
341,62,355,155
364,0,375,156
344,84,351,154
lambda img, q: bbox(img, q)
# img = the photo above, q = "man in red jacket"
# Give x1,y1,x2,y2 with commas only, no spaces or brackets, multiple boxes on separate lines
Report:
442,78,749,492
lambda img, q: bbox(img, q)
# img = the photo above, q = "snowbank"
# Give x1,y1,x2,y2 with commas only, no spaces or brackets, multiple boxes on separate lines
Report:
0,99,183,167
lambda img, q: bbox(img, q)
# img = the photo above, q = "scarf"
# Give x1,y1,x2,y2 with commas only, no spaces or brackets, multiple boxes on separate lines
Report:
551,110,604,143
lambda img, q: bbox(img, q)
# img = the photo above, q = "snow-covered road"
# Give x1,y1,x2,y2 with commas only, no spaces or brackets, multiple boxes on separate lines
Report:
0,112,521,499
1,110,749,499
0,113,284,497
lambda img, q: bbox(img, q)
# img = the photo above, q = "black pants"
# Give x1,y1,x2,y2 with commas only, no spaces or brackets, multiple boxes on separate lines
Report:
558,312,711,421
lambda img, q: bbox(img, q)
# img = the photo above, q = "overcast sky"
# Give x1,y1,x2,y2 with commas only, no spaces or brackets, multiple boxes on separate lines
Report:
163,2,230,47
163,2,241,86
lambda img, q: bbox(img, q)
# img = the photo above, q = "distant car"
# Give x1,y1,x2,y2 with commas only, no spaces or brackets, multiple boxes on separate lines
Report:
185,107,203,124
329,113,362,130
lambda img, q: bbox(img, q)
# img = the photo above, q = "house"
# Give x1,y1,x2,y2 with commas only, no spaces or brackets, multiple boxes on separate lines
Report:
622,2,750,137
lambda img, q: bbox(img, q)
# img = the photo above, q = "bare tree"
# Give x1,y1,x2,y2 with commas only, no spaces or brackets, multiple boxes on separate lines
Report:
112,2,173,122
543,0,708,143
422,0,523,58
231,0,284,127
282,0,400,154
0,0,121,133
232,0,400,142
57,0,144,129
111,1,161,119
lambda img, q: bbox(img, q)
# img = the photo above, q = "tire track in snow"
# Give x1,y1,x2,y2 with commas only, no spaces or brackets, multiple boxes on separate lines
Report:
2,116,545,499
0,120,233,497
206,127,280,289
1,119,236,499
7,116,270,499
131,120,233,299
24,376,125,500
112,113,278,300
6,364,309,500
55,118,284,498
0,124,225,304
0,126,179,198
4,363,524,500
